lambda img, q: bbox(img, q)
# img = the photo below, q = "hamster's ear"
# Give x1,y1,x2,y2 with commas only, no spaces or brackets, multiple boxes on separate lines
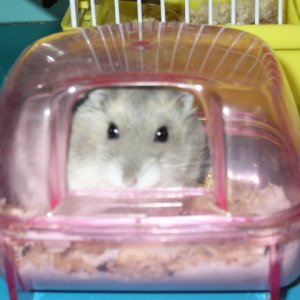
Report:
83,89,110,111
175,91,196,116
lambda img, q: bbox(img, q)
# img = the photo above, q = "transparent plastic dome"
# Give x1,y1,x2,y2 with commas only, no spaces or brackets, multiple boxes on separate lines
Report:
1,22,300,297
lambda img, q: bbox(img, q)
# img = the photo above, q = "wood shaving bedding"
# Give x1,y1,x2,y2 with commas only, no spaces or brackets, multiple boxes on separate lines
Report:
0,181,292,282
14,241,264,280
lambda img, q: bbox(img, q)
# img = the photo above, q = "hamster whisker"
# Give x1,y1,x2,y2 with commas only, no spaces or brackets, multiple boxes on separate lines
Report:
161,162,201,170
142,158,157,169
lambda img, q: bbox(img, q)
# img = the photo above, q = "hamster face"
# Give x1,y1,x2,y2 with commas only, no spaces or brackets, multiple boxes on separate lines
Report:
67,87,208,191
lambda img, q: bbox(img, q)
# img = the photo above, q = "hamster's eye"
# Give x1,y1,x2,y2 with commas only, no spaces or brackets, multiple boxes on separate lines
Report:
107,123,120,139
154,126,168,142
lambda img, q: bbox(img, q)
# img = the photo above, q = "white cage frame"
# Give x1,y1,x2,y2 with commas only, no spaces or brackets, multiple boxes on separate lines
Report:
68,0,285,28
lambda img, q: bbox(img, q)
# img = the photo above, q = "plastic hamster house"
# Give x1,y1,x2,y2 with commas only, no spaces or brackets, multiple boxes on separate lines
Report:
1,1,300,300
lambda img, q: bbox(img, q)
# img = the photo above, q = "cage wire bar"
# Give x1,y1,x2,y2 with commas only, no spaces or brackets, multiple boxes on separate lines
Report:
114,0,121,23
70,0,78,27
161,0,166,22
208,0,213,24
231,0,236,24
69,0,285,27
90,0,97,25
255,0,260,24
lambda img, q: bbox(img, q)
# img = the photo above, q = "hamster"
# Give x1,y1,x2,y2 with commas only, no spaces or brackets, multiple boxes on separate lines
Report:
67,87,209,191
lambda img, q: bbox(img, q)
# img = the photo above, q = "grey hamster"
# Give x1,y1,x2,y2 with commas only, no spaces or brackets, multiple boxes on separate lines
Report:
67,87,209,191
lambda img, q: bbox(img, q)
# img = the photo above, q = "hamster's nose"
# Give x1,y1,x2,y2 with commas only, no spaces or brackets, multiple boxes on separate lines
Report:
123,176,138,187
122,168,138,187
